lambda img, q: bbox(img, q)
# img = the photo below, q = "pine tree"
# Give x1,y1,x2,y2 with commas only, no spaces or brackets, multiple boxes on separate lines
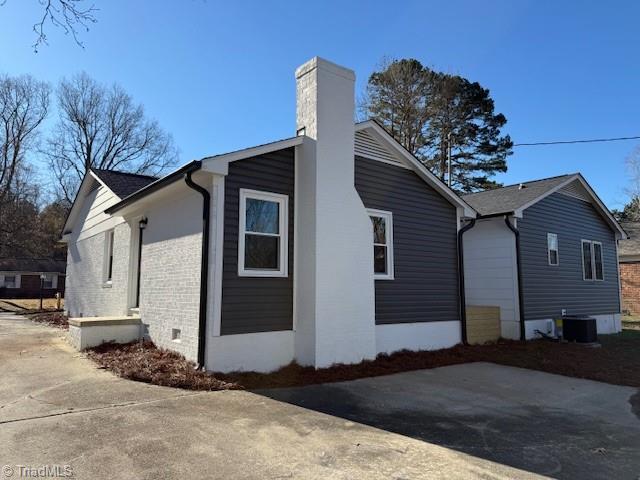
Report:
364,58,513,193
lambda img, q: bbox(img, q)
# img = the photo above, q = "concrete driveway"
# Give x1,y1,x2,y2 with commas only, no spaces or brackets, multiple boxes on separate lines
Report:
1,313,541,479
261,363,640,479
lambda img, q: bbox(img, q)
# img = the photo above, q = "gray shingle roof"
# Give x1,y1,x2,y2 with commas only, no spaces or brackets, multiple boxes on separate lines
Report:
0,258,66,273
619,222,640,256
462,174,575,216
92,169,158,199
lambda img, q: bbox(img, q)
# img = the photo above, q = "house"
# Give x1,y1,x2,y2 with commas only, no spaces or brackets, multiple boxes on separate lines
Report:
618,221,640,315
61,57,476,372
60,56,626,373
0,257,66,299
461,175,627,339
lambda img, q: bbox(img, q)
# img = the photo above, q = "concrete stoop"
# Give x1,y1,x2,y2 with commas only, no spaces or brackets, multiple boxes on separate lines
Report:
68,316,142,350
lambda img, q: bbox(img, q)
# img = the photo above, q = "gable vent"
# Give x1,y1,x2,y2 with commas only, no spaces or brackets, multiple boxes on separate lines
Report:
558,180,591,203
355,130,406,167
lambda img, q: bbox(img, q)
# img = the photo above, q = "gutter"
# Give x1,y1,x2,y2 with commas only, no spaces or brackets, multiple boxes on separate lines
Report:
104,159,211,369
106,161,203,215
184,168,211,369
457,219,476,345
504,216,527,341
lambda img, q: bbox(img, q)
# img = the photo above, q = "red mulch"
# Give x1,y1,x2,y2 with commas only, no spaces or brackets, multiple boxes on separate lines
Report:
86,331,640,391
219,332,640,389
30,312,69,329
87,341,241,391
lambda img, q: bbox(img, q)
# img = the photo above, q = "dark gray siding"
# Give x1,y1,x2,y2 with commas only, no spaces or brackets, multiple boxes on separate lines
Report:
354,156,460,325
518,192,620,320
220,148,294,335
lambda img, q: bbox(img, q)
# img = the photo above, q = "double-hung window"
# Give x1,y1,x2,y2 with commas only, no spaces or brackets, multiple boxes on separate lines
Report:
582,240,604,281
547,233,559,266
367,209,394,280
238,189,288,277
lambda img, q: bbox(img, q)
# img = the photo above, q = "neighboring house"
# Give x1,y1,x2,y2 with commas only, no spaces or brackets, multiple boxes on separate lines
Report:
61,57,475,373
462,175,627,339
618,221,640,315
0,258,66,299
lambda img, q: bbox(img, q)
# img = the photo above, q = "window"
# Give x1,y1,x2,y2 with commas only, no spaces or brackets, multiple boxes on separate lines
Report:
104,230,115,284
3,275,17,288
42,273,56,289
367,209,394,280
593,242,604,280
582,240,604,281
547,233,559,266
238,189,288,277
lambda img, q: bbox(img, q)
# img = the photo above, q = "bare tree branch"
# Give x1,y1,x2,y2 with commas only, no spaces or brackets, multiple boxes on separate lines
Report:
0,74,50,207
45,73,178,203
0,0,99,52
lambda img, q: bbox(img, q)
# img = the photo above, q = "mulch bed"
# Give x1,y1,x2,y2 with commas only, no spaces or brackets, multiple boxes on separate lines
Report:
30,311,69,329
221,331,640,389
86,331,640,391
87,341,241,391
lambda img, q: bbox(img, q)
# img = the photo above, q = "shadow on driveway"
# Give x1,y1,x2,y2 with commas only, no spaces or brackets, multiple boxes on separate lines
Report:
257,362,640,480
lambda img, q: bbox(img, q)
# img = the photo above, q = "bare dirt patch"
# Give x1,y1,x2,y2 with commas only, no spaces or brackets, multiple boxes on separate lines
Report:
0,298,63,313
87,341,242,391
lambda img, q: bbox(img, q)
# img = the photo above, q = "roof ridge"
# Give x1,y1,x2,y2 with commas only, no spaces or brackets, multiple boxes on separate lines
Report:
91,168,158,179
463,173,577,198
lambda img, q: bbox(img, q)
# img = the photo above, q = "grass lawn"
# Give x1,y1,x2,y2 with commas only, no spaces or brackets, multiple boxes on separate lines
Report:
0,298,64,313
87,330,640,391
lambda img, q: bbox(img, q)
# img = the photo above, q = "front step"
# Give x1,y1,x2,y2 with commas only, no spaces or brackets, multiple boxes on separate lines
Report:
128,307,140,316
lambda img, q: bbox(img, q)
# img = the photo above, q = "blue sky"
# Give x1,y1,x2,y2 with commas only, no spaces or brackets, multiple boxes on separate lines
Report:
1,0,639,208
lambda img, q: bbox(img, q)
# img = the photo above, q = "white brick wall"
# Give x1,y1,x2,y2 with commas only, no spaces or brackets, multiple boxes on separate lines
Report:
65,223,131,318
138,189,204,362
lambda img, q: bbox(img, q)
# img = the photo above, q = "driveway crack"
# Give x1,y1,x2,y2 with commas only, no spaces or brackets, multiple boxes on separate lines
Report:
0,391,207,426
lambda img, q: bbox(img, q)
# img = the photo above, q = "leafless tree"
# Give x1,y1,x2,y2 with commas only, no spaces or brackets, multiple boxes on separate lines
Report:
625,146,640,199
0,0,98,52
46,73,178,202
0,74,50,207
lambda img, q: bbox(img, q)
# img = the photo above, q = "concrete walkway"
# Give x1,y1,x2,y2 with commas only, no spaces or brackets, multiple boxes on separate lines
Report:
0,313,540,479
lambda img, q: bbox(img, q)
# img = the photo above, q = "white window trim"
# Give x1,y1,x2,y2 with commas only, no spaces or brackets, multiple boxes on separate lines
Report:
581,239,604,282
547,233,559,266
367,208,395,280
1,273,20,289
238,188,289,278
103,229,115,286
41,273,57,289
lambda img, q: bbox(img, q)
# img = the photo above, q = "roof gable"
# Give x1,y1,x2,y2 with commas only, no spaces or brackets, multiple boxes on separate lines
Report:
462,174,627,239
462,175,573,217
355,121,476,217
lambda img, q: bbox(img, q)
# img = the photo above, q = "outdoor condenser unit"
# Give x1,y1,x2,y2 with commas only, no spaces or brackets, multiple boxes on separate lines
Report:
561,315,598,343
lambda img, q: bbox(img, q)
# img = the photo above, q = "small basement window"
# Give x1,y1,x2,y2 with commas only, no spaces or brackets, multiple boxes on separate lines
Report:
238,189,288,277
547,233,559,266
367,209,394,280
582,240,604,281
